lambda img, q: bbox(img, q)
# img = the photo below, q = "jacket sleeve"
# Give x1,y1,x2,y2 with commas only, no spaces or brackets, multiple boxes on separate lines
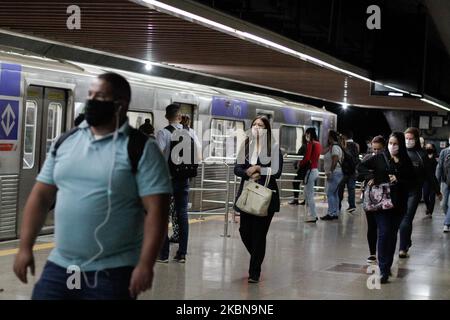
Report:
234,147,250,178
436,149,446,182
357,154,376,182
424,153,441,193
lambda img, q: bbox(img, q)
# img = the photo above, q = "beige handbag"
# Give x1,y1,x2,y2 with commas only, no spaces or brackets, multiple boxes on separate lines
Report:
236,168,273,217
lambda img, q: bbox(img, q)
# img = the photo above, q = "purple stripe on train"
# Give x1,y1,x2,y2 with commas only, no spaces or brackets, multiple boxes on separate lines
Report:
281,107,298,125
211,96,248,119
0,63,22,97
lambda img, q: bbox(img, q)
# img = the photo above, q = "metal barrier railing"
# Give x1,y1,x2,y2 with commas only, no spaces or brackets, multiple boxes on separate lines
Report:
187,161,232,237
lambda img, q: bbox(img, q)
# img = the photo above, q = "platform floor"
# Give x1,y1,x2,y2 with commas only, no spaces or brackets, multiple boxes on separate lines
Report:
1,200,449,300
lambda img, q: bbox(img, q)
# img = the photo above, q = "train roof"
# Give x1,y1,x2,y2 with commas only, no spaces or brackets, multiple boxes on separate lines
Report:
0,48,334,116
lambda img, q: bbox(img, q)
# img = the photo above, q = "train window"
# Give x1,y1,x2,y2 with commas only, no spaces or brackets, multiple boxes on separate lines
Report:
280,125,304,155
127,111,154,129
23,101,38,169
46,103,63,154
210,118,244,160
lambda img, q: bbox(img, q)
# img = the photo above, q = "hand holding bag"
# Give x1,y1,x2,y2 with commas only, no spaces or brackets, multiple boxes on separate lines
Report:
236,168,273,217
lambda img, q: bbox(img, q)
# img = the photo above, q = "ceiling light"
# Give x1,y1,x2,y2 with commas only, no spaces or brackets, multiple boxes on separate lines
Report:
420,98,450,112
145,62,153,71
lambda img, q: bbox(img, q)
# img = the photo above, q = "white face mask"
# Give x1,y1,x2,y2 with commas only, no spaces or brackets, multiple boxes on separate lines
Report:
305,135,310,142
388,145,399,156
405,139,415,149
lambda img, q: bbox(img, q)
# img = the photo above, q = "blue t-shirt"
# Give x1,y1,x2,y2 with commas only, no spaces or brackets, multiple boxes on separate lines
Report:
37,120,172,271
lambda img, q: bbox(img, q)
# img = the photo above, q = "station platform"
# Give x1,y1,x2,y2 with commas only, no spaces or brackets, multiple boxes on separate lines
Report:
0,200,449,300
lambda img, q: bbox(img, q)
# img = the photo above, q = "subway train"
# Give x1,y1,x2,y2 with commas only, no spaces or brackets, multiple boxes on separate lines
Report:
0,50,337,241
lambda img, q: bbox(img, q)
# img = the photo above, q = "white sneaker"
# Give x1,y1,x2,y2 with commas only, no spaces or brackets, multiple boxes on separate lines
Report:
443,225,450,233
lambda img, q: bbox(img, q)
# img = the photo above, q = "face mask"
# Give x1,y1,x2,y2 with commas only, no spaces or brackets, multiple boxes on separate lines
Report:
405,139,415,149
84,99,117,127
388,145,399,156
426,149,434,155
305,136,310,142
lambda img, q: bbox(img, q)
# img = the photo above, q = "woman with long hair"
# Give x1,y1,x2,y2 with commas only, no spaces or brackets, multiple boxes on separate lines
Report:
358,132,414,283
298,128,322,222
234,116,283,283
321,130,344,220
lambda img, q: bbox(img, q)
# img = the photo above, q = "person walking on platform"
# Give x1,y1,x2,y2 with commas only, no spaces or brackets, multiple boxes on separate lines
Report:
13,73,172,299
289,135,307,205
321,130,344,221
357,135,386,264
358,132,414,283
298,128,322,222
139,118,154,137
234,116,283,283
422,143,439,218
156,104,201,264
399,128,442,258
338,130,360,214
437,133,450,233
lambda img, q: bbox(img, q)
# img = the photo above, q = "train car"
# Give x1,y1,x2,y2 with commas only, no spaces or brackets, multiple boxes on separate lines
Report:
0,50,337,241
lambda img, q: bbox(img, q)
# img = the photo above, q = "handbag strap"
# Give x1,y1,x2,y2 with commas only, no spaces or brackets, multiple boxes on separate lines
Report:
264,168,272,188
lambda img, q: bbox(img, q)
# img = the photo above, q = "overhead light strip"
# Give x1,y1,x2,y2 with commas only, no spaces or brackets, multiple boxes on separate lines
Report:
420,98,450,112
140,0,373,82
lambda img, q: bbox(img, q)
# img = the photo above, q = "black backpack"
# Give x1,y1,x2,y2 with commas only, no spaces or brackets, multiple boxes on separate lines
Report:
52,126,148,174
336,144,357,176
165,125,199,179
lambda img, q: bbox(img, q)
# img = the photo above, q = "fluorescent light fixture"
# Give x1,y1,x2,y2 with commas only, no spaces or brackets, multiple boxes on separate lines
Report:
420,98,450,112
342,103,348,110
145,62,153,71
384,85,410,94
388,92,404,97
139,0,373,83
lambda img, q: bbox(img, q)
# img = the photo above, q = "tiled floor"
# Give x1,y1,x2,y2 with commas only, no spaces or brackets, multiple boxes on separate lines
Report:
0,200,449,300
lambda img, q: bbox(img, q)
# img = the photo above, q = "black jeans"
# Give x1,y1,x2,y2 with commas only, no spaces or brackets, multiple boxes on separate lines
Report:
292,178,301,200
422,181,436,215
365,211,377,256
375,211,403,277
239,212,274,279
399,187,422,251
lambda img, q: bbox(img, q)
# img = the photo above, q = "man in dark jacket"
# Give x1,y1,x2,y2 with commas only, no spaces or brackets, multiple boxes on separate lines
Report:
338,130,360,214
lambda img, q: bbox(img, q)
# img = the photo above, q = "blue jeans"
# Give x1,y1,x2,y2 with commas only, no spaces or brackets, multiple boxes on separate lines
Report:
443,184,450,226
32,261,134,300
338,175,356,210
160,178,189,258
326,169,343,217
305,169,319,218
399,186,421,251
375,211,403,277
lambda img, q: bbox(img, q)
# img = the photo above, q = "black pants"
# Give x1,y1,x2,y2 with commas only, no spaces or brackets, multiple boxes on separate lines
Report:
365,211,377,256
423,181,436,215
293,178,301,200
239,211,274,279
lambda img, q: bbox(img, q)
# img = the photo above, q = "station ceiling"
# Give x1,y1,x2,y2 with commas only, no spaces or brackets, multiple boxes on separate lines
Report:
0,0,442,112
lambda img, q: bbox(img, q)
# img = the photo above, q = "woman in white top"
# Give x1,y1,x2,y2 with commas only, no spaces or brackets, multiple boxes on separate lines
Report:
321,130,344,220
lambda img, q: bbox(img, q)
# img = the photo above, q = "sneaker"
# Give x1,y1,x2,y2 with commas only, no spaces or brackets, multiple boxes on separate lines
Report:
173,254,186,263
367,255,377,264
380,275,389,284
156,257,169,263
320,214,334,221
248,277,259,283
443,225,450,233
399,250,409,259
299,200,306,205
332,215,339,220
305,216,318,223
346,207,356,214
288,199,299,205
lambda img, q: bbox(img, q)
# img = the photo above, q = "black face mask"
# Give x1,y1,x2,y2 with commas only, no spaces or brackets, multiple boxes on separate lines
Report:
84,99,117,127
426,149,434,155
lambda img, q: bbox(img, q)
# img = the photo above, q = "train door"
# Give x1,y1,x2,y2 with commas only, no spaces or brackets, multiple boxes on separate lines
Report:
18,85,68,233
311,119,322,144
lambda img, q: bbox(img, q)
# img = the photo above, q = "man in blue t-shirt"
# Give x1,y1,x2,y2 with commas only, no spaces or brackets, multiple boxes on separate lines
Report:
13,73,172,300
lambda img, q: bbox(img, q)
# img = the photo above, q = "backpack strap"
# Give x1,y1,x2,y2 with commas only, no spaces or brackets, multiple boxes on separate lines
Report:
164,125,176,134
127,127,149,174
51,127,80,157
